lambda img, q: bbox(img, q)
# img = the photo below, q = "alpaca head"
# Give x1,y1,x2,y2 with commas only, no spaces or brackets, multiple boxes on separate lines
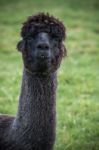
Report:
17,13,66,75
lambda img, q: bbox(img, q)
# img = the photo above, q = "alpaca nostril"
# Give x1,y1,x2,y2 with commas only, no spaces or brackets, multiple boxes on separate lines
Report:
37,43,49,50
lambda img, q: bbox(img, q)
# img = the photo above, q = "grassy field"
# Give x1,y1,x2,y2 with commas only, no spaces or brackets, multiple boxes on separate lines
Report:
0,0,99,149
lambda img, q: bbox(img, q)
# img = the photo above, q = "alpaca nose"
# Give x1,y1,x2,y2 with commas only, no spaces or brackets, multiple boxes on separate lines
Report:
37,42,50,50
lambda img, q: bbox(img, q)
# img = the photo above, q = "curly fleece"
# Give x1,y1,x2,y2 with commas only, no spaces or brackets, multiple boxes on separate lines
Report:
21,13,66,41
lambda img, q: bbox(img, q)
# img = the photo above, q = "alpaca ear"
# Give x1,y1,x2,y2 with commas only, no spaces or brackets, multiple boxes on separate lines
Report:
62,44,67,57
17,40,25,52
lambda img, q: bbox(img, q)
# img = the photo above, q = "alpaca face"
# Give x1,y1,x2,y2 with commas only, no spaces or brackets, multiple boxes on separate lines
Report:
17,13,66,75
17,31,65,74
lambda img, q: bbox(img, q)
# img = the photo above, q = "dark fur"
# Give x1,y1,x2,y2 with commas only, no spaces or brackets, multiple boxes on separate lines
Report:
21,12,66,57
0,13,66,150
21,12,66,41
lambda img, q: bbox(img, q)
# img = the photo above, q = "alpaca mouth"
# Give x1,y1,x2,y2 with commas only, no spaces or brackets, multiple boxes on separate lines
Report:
36,55,51,64
36,54,50,61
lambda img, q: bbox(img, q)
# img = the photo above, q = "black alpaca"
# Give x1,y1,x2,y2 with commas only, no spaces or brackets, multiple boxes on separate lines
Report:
0,13,66,150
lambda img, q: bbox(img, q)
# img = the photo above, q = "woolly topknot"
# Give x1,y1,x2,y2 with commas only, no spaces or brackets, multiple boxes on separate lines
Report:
21,13,66,41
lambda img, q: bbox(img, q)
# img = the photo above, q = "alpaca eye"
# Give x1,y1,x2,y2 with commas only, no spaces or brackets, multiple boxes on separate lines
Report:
53,40,59,47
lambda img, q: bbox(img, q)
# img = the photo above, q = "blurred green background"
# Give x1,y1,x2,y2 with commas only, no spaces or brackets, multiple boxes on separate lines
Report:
0,0,99,149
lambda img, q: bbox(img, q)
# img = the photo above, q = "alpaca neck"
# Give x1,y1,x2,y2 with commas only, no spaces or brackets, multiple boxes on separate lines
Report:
14,69,57,135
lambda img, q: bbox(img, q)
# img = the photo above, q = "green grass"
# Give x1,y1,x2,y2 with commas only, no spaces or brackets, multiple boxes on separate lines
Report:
0,0,99,149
